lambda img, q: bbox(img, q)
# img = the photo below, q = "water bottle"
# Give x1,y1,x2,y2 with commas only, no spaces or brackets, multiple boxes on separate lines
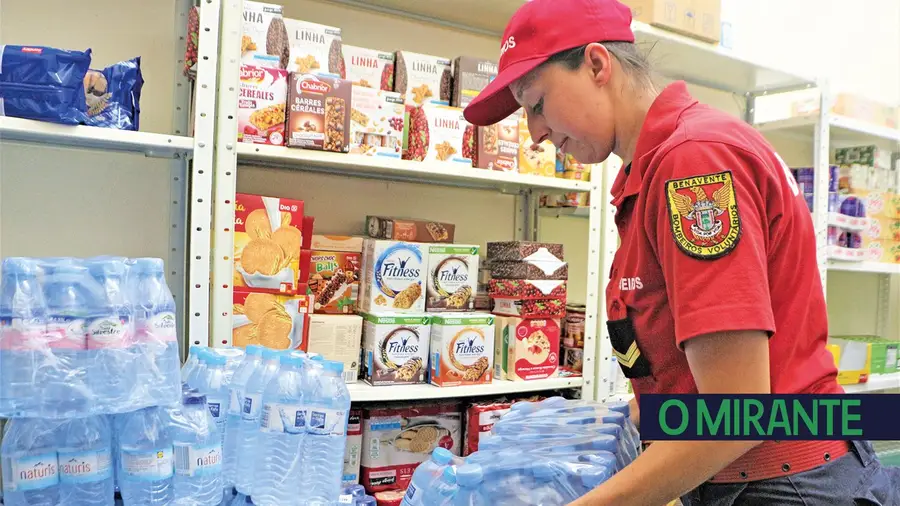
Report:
187,348,210,390
606,401,641,455
212,347,245,379
43,261,92,417
116,406,174,505
200,351,229,450
400,447,454,506
529,461,578,505
131,258,180,407
358,496,377,506
253,353,308,506
421,466,457,506
182,345,202,382
1,418,60,505
0,257,46,416
454,464,488,506
341,484,366,503
298,359,351,505
57,414,114,505
233,348,282,496
87,258,135,414
172,392,223,506
224,345,262,489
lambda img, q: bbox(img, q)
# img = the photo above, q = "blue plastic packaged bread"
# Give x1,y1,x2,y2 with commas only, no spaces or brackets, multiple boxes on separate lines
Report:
83,57,144,131
0,45,91,125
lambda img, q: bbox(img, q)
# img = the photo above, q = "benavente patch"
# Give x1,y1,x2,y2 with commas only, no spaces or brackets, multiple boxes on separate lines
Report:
665,170,741,259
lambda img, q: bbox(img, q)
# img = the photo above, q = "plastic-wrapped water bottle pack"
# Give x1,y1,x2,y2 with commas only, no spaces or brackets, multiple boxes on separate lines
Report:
402,396,641,506
0,256,182,418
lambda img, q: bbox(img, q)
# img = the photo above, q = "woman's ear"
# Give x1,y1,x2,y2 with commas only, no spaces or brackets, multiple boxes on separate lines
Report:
585,43,612,86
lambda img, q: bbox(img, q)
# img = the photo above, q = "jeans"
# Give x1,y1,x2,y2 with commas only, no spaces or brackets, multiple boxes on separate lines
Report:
681,441,900,505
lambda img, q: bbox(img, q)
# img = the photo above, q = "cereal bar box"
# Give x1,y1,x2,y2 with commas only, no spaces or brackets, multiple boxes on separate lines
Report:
307,250,361,314
430,313,495,387
342,44,395,91
232,288,312,350
358,239,427,313
349,86,405,157
518,114,556,177
286,73,352,152
474,114,519,172
426,244,479,312
241,1,288,69
284,18,343,77
393,51,452,107
361,312,431,385
402,104,473,166
234,193,305,294
238,65,288,145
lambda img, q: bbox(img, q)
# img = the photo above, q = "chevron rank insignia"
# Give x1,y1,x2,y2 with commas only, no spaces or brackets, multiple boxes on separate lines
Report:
665,171,742,259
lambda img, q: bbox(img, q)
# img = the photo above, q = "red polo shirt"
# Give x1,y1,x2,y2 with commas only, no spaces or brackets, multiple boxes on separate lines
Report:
607,82,843,481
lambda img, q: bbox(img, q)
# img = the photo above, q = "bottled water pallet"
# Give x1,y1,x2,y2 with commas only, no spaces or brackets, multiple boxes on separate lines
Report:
347,378,584,402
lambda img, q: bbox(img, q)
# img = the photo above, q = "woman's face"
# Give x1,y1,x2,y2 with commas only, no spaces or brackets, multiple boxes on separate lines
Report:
511,45,618,164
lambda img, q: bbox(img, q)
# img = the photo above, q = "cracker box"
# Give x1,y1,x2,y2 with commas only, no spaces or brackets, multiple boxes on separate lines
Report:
403,104,473,166
286,73,352,152
474,114,519,172
342,44,395,91
463,401,511,455
234,193,305,294
426,244,480,312
361,312,432,385
238,65,288,145
307,250,361,314
283,18,343,77
232,288,312,350
360,403,462,493
342,408,363,487
518,114,556,177
241,1,288,69
350,87,405,157
358,239,428,313
365,216,455,244
310,234,364,252
306,314,363,383
451,56,498,108
495,316,560,381
430,313,495,387
393,51,452,107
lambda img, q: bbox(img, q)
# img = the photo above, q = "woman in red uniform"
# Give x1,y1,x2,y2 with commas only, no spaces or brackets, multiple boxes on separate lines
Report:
464,0,900,504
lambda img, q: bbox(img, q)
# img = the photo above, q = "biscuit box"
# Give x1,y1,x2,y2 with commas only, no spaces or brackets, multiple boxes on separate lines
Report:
238,65,288,145
232,288,312,350
474,114,519,172
307,250,361,314
234,193,305,294
393,51,452,107
349,87,405,157
342,44,395,91
426,244,480,312
402,104,473,166
517,114,556,177
360,403,462,493
283,18,343,77
430,313,495,387
451,56,498,108
310,234,364,252
495,316,560,381
286,73,351,152
358,239,428,313
365,216,455,244
361,312,431,385
342,408,363,487
306,314,363,383
463,400,511,455
241,1,288,69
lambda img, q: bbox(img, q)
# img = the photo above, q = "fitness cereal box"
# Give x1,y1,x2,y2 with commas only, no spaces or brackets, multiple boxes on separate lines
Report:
358,239,427,313
286,73,352,152
307,250,361,314
430,313,495,387
233,193,305,294
426,244,479,312
238,65,288,145
232,288,312,350
361,312,431,385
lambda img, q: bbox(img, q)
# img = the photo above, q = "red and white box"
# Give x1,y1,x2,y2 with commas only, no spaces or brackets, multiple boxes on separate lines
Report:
494,316,560,381
238,65,288,145
463,401,511,455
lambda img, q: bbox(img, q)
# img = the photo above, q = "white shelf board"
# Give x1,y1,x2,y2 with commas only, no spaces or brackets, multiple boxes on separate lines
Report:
842,373,900,393
755,114,900,150
827,260,900,275
237,144,590,192
0,117,194,157
347,377,584,402
539,206,590,218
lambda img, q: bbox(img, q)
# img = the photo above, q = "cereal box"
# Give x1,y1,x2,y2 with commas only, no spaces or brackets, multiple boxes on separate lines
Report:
393,51,452,107
310,234,364,252
238,65,288,145
350,87,405,157
241,1,288,69
518,114,556,177
359,239,428,313
283,18,343,77
307,250,361,314
286,73,351,152
403,104,473,165
426,244,479,312
365,216,455,243
496,316,560,381
342,44,395,91
430,313,495,387
234,193,305,294
306,314,363,383
360,403,462,493
361,312,431,385
232,288,312,350
342,408,363,487
451,57,499,108
463,401,511,455
474,114,519,171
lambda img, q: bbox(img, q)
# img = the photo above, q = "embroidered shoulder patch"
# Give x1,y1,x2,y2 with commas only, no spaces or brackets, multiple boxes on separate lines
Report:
665,170,741,259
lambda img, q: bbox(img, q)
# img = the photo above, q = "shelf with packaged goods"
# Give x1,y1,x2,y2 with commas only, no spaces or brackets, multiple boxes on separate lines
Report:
842,373,900,393
827,260,900,275
755,114,900,150
0,116,195,158
236,144,591,193
347,377,585,403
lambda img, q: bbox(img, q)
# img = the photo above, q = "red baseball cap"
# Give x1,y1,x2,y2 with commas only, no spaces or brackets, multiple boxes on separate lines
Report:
463,0,635,126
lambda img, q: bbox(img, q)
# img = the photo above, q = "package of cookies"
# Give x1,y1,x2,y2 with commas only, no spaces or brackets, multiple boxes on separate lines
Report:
360,402,462,493
430,313,495,387
488,279,567,300
241,1,289,69
474,114,519,172
238,65,288,145
489,259,568,281
492,298,566,319
487,241,564,262
342,408,363,487
518,114,556,177
365,216,455,244
373,491,406,506
350,86,405,157
358,239,428,313
564,304,586,348
426,244,479,312
342,44,395,91
286,73,351,152
463,401,511,455
306,250,361,314
451,56,498,108
402,104,473,165
361,312,431,386
310,234,364,252
393,51,452,107
232,288,312,350
234,193,305,294
283,18,343,77
495,316,560,381
306,314,363,383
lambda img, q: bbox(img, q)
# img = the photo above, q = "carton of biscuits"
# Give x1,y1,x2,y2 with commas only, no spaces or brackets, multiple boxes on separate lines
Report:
495,316,560,381
234,193,305,294
358,239,428,313
232,288,312,350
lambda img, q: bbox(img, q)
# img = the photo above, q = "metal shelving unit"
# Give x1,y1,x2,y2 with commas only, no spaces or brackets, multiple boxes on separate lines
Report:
348,377,584,403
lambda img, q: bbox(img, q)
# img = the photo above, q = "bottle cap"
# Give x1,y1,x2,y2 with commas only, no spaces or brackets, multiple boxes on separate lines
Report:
600,411,625,427
2,257,38,275
132,258,164,273
580,451,617,470
606,401,630,418
245,344,263,356
441,465,457,483
261,348,281,360
431,447,453,465
532,461,556,480
280,353,304,367
456,464,483,486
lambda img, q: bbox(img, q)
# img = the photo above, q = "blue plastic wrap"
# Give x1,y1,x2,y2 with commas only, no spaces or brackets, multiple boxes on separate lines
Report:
83,57,143,131
0,45,91,125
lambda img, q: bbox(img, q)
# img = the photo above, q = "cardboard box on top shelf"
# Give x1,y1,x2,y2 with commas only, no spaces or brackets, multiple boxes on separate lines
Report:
232,287,312,350
834,145,893,170
832,94,899,130
622,0,721,43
